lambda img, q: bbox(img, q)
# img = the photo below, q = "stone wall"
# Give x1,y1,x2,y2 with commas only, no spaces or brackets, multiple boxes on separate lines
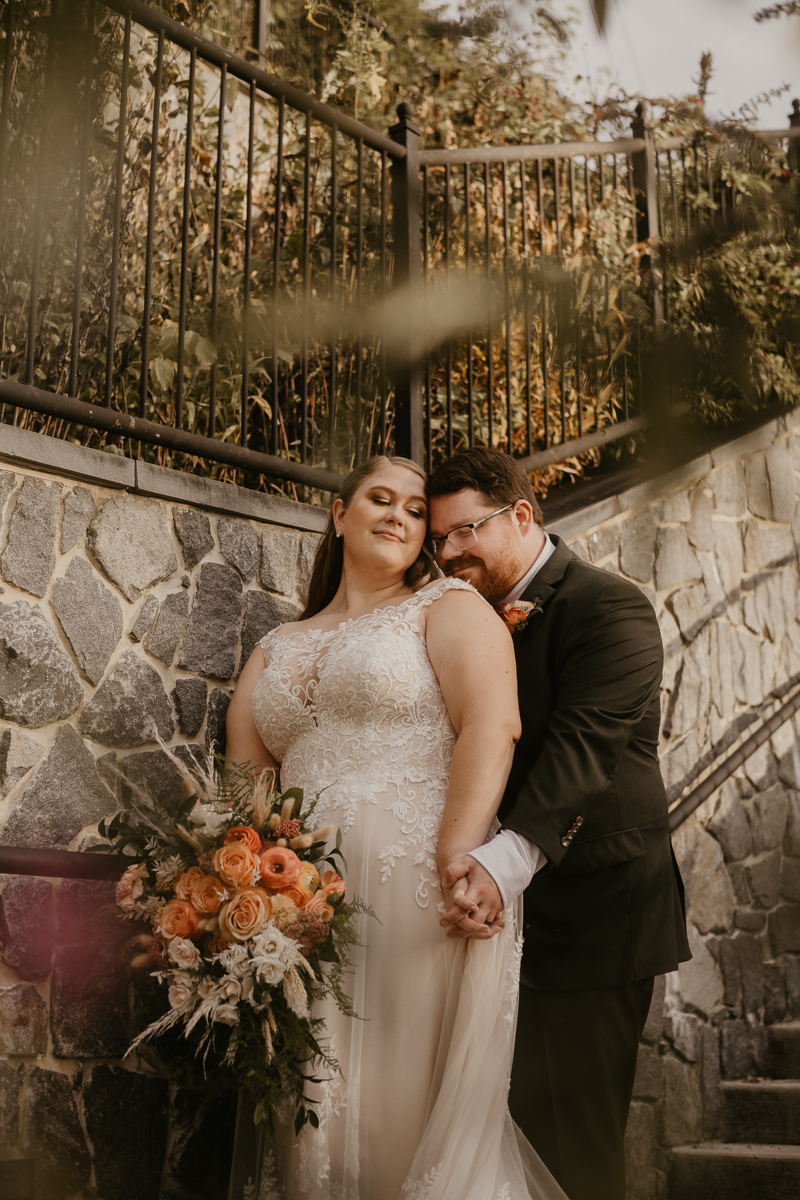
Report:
549,413,800,1199
0,426,325,1200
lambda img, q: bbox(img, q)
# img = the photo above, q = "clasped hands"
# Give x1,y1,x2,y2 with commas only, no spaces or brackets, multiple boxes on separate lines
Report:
438,855,505,939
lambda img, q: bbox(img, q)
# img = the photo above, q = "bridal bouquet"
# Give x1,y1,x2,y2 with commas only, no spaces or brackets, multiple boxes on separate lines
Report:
98,758,364,1132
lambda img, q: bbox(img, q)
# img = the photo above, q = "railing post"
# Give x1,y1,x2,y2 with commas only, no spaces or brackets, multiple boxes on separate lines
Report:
631,101,664,326
789,99,800,175
389,101,424,465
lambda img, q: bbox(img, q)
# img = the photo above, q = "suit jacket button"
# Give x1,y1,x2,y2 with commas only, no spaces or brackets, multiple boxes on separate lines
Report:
561,836,569,847
576,816,584,827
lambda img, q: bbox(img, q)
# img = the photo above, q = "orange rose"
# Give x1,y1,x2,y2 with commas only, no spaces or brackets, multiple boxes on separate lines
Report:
224,826,262,854
115,863,148,914
204,932,230,957
213,842,259,891
259,846,303,890
281,862,320,906
159,899,199,942
174,866,204,901
304,894,334,922
319,869,345,902
218,888,273,942
191,874,229,915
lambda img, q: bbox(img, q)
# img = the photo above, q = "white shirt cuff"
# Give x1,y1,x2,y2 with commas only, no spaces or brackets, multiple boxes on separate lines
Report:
468,830,546,908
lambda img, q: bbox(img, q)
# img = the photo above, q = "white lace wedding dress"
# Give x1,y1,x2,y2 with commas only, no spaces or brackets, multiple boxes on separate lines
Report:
242,577,565,1200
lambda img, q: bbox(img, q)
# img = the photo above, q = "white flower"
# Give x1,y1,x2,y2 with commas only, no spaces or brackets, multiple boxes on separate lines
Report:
189,804,230,838
140,895,166,923
167,973,196,1010
153,854,184,889
198,977,216,1000
219,975,241,1002
240,975,256,1006
168,937,201,971
217,945,250,977
214,1002,240,1026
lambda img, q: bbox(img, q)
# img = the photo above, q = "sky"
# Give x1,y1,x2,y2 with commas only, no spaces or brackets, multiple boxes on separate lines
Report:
565,0,800,128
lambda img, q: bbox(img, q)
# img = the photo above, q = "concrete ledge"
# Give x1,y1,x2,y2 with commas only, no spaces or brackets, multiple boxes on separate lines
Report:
0,424,136,489
710,416,786,467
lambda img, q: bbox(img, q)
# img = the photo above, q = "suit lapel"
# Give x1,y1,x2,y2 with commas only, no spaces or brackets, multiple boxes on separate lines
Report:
519,534,573,611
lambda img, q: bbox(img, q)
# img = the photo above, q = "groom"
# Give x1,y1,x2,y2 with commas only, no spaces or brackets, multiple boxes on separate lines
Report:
429,448,690,1200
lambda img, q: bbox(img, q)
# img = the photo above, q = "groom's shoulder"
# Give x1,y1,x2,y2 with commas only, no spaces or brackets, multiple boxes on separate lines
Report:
555,544,654,612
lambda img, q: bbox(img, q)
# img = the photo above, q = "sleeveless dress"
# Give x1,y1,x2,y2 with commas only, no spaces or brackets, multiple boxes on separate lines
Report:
246,577,565,1200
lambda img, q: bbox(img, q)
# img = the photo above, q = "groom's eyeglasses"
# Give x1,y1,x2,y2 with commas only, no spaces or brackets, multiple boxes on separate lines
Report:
430,503,516,554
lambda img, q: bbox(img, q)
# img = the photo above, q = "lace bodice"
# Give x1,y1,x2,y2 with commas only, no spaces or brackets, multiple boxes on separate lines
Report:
251,577,477,907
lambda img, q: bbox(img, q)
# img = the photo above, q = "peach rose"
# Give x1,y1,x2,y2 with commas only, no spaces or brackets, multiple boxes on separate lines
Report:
269,894,299,931
204,932,230,957
319,869,346,902
304,894,335,922
281,862,320,907
224,826,262,854
213,842,259,891
159,899,200,942
174,866,204,901
115,863,148,914
191,874,229,915
218,888,273,942
259,846,302,890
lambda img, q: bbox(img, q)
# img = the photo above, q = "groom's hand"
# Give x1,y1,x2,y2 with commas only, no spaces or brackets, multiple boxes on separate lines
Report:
439,856,505,939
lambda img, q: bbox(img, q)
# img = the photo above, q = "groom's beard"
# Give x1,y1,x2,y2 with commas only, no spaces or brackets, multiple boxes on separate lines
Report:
442,551,522,608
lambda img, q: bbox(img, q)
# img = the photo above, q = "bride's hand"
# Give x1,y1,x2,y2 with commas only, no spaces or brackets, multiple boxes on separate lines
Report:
439,857,505,940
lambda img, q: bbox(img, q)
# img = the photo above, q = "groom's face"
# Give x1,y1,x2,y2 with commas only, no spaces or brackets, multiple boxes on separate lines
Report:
429,489,528,606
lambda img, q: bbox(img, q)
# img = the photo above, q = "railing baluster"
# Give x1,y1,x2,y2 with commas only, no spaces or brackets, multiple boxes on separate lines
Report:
422,164,431,469
300,112,311,465
484,161,493,448
501,162,512,452
520,162,532,455
104,8,131,407
26,0,58,388
355,137,363,464
272,95,285,456
328,126,337,471
241,80,255,450
379,149,387,454
0,0,15,225
139,25,163,418
444,163,453,458
570,157,581,439
209,62,226,438
175,46,196,431
70,1,96,402
536,158,548,449
465,162,474,449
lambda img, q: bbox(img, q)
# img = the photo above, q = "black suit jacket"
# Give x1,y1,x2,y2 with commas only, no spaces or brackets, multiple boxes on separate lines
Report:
499,535,691,991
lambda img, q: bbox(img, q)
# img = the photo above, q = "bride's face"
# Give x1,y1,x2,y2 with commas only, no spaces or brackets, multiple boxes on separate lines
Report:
335,465,428,579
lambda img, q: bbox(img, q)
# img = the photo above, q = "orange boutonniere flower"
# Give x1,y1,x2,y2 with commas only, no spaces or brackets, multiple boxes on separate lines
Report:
496,598,543,633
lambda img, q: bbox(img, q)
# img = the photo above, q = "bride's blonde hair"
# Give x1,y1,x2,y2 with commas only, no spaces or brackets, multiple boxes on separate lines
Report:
300,455,435,619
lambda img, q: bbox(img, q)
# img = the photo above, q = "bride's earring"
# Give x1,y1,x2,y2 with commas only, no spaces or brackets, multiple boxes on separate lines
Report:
336,529,343,538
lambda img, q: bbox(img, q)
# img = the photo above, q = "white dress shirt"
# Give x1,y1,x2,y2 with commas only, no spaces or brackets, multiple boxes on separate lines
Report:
466,533,556,907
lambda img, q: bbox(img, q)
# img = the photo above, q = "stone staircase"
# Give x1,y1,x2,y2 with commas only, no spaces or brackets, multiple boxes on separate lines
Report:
671,1023,800,1199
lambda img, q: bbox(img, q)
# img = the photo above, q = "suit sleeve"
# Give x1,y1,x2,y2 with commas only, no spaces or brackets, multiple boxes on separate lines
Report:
502,573,663,869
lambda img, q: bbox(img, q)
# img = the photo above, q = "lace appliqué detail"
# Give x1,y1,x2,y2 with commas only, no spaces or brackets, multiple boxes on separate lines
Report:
402,1165,442,1198
257,1151,281,1200
295,1054,347,1194
503,911,524,1047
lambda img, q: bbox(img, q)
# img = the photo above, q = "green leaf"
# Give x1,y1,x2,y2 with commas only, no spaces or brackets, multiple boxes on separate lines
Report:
150,356,175,394
225,75,239,111
194,334,218,368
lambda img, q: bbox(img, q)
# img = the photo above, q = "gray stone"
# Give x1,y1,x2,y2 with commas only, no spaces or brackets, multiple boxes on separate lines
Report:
657,491,692,522
713,519,744,599
60,486,96,552
764,960,787,1024
51,557,123,684
83,1066,169,1200
641,974,666,1043
53,880,119,950
239,590,300,671
655,526,702,592
732,628,764,708
743,744,779,794
0,725,115,850
218,518,258,582
129,594,159,643
780,856,800,902
0,724,44,800
730,862,753,905
88,494,178,601
701,1025,723,1140
711,460,746,516
742,590,762,634
173,508,214,570
785,792,800,856
205,687,231,755
624,1102,657,1200
757,573,788,644
721,1019,754,1079
633,1044,664,1100
671,583,714,640
113,749,188,812
718,934,743,1009
664,1009,701,1061
769,903,800,954
752,782,790,851
26,1067,91,1200
767,443,796,521
688,486,714,550
0,476,61,597
709,780,752,861
50,940,129,1058
182,573,191,587
738,932,765,1013
179,563,242,680
787,956,800,1018
619,510,657,584
0,600,83,726
661,730,700,801
746,450,774,520
172,678,208,738
685,825,736,934
734,907,767,932
0,470,15,518
743,519,795,572
675,922,724,1016
78,651,174,746
0,983,47,1054
586,525,620,564
666,629,710,740
299,533,322,594
260,525,301,595
0,1059,20,1149
662,1055,703,1146
0,876,52,978
745,849,782,908
708,621,736,718
146,591,189,666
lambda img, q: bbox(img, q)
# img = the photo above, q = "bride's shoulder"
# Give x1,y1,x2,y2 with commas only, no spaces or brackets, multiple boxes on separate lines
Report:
412,576,493,615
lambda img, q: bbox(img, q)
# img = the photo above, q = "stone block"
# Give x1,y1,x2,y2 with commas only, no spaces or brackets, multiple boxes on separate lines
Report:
115,749,187,812
218,518,258,582
179,563,242,680
684,826,736,934
785,955,800,1018
709,780,752,861
260,525,301,596
168,1093,237,1199
60,486,96,553
51,556,123,684
641,974,666,1043
769,903,800,955
738,932,765,1013
781,563,799,623
78,651,174,746
0,724,115,850
146,591,189,666
718,935,743,1010
624,1101,658,1200
764,960,787,1024
299,533,322,594
655,527,702,592
743,519,795,573
0,724,44,800
734,907,766,932
742,590,762,634
0,1059,20,1148
0,470,15,517
633,1044,664,1100
173,508,215,569
675,922,724,1017
50,941,129,1058
780,856,800,902
746,450,774,520
732,628,764,708
172,678,208,738
618,510,657,584
758,573,788,644
721,1019,754,1079
688,486,714,550
0,876,52,978
88,494,178,601
664,1009,701,1061
745,848,782,908
26,1067,91,1200
0,477,61,597
751,783,790,852
662,1055,703,1146
708,621,735,719
767,442,796,521
700,1025,722,1140
83,1065,169,1200
205,687,231,756
0,600,83,727
0,983,47,1054
586,525,619,564
710,460,746,516
660,730,700,802
743,744,779,795
129,594,159,643
657,492,692,522
54,879,119,947
239,590,300,672
712,518,744,601
671,583,714,641
665,629,710,740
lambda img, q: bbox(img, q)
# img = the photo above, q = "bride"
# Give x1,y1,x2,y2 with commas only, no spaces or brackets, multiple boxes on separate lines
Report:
226,455,565,1200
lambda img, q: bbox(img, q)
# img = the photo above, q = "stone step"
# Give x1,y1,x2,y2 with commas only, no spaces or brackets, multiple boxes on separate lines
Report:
766,1023,800,1080
722,1081,800,1144
671,1144,800,1200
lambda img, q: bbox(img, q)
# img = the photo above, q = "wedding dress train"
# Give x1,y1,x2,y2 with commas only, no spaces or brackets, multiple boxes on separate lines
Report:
239,578,565,1200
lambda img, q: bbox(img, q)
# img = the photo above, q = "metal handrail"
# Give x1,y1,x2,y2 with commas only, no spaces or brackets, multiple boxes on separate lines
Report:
0,845,125,879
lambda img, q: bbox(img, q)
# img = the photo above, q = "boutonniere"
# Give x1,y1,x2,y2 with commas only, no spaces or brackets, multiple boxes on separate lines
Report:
496,598,543,633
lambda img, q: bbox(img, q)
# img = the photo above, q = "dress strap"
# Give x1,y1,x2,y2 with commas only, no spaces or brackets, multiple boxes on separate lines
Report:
407,576,486,610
